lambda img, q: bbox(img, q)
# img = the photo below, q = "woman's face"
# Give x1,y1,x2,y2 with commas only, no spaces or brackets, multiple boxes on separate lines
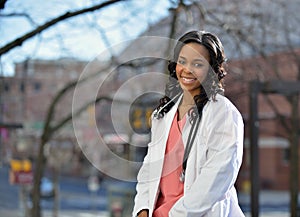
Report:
176,42,210,97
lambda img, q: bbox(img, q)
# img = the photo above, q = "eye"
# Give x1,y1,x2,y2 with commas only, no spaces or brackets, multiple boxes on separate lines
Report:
177,59,185,65
194,63,203,68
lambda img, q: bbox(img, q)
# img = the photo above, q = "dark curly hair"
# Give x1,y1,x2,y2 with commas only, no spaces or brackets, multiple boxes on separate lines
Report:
154,30,227,120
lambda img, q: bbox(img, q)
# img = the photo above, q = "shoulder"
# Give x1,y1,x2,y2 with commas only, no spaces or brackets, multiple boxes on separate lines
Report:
206,94,239,110
204,94,242,120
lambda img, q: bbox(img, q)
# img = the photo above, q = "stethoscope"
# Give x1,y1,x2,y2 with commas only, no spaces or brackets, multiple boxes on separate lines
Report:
153,92,182,119
153,92,202,183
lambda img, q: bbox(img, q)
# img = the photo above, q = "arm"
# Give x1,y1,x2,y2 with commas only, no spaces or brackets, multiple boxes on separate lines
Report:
170,98,244,217
132,147,151,217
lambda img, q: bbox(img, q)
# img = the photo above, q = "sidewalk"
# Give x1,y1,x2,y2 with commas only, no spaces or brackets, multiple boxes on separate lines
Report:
1,190,296,217
239,190,291,207
240,190,298,217
0,209,109,217
245,212,289,217
0,209,290,217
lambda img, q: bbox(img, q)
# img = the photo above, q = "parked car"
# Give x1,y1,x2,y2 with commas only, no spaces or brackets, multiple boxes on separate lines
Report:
40,177,55,198
30,177,55,198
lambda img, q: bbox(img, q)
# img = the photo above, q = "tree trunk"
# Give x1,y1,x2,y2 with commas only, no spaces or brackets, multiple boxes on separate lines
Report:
52,167,60,217
31,138,47,217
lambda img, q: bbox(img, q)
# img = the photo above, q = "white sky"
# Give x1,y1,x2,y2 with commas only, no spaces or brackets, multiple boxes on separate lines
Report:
0,0,171,76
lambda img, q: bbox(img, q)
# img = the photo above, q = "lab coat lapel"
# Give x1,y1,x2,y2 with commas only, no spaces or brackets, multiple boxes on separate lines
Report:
154,95,183,161
148,95,182,212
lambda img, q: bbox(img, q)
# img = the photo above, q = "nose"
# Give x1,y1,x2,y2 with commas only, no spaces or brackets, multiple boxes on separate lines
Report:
183,64,193,74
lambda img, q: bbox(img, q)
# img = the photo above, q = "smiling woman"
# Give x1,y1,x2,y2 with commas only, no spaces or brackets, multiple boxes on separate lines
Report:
175,42,210,114
133,30,245,217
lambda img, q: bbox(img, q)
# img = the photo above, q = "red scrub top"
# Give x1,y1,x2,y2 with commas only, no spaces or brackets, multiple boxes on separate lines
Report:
153,111,186,217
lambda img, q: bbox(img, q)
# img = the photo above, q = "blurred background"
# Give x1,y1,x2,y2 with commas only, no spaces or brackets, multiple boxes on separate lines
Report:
0,0,299,217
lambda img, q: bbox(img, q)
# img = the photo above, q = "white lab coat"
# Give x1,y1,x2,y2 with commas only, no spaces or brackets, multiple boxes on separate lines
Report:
132,94,245,217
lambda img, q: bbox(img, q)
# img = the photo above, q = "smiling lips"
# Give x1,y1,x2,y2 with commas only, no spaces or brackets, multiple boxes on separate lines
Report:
181,76,197,84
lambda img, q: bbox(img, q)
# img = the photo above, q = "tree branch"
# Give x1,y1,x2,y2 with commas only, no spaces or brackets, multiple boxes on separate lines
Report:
0,0,125,56
50,96,112,134
0,0,7,9
0,12,37,25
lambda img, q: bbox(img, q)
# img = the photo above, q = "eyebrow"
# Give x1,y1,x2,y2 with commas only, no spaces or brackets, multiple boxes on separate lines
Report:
178,56,206,62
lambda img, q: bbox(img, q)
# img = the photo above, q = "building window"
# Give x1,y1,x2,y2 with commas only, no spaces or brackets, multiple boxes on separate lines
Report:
33,82,41,92
4,83,10,92
20,82,25,92
282,147,290,163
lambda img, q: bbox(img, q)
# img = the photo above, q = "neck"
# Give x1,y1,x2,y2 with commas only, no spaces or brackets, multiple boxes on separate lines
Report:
181,92,195,106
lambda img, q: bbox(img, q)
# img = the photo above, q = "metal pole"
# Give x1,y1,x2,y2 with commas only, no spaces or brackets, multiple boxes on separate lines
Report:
290,94,299,217
249,81,260,217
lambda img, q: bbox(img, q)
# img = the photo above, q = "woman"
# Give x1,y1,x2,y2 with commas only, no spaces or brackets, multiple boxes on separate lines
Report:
133,30,245,217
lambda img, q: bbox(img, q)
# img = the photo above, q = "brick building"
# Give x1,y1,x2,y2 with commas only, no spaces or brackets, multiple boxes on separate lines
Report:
0,58,91,174
0,57,162,179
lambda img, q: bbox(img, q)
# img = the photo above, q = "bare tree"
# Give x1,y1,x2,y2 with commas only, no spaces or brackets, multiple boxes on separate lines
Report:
31,68,112,217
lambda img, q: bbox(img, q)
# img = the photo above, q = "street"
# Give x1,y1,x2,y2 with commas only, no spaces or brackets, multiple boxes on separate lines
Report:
0,164,136,216
0,164,296,217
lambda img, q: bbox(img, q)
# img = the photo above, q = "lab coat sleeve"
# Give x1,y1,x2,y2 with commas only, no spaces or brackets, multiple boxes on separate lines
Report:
169,97,244,217
132,115,156,217
132,150,151,217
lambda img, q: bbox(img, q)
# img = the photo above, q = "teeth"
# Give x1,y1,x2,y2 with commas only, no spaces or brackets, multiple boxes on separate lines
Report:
182,77,195,82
